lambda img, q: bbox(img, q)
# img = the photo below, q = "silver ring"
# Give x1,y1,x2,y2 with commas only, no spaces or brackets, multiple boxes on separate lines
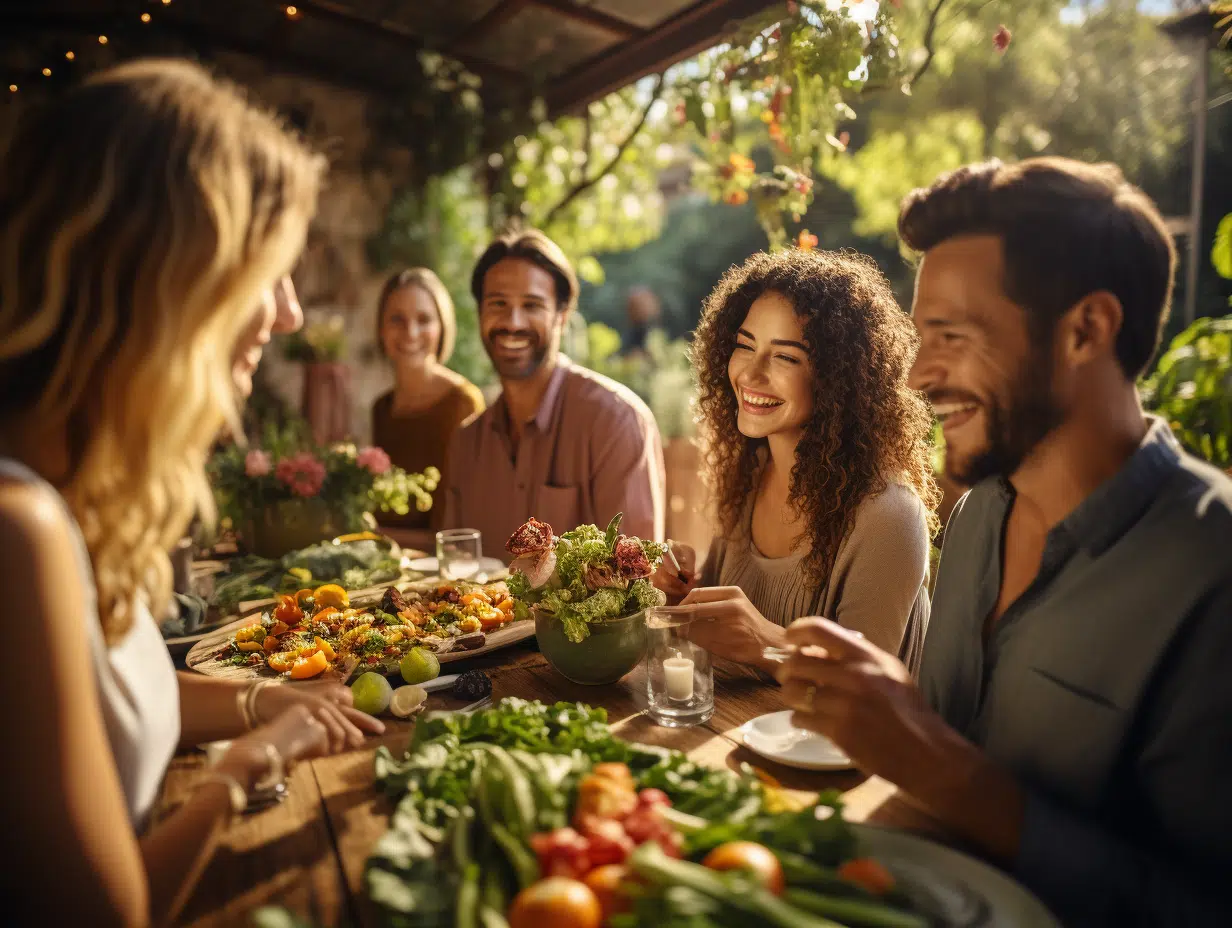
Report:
804,684,817,711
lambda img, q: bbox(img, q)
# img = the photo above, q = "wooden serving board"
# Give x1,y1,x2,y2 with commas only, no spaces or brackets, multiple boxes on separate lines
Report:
184,577,534,682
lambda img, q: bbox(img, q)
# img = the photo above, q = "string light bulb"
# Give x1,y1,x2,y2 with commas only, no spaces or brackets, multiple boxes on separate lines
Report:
8,84,16,93
65,50,75,60
98,35,109,44
42,67,51,76
162,0,172,5
286,5,300,18
141,13,151,22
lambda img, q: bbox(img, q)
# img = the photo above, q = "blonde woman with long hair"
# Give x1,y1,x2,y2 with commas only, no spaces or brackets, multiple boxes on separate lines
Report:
0,60,381,925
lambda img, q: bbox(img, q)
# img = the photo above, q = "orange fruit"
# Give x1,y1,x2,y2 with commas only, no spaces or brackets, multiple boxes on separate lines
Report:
313,583,349,609
294,588,315,605
507,878,601,928
583,865,631,921
702,842,785,896
267,652,295,673
314,635,337,661
290,649,329,679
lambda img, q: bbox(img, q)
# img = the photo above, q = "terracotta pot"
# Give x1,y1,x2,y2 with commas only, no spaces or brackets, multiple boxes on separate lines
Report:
302,361,352,446
240,498,362,559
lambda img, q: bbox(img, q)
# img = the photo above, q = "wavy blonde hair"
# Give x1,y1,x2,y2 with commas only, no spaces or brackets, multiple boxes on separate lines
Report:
0,59,323,642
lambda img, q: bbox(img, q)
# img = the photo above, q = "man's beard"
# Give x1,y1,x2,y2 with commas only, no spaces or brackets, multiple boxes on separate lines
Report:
944,348,1064,485
484,328,549,381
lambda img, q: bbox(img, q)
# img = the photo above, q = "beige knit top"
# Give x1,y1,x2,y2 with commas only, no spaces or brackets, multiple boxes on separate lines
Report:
701,481,932,675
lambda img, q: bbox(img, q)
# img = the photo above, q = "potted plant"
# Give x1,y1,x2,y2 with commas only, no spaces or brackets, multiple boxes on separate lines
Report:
210,424,440,559
1140,313,1232,471
283,315,350,445
505,514,667,685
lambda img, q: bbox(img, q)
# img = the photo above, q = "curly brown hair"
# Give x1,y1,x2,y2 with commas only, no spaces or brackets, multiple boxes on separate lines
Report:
692,248,940,586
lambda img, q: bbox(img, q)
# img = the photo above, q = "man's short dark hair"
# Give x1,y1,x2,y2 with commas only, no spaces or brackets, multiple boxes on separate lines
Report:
471,227,579,314
898,157,1177,379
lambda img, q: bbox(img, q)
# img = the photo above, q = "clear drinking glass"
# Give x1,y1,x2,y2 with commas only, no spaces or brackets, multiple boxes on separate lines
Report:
644,617,713,727
435,528,482,581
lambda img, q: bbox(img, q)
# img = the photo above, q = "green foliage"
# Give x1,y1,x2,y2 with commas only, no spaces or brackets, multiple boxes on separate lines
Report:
830,110,986,242
584,324,697,440
1213,213,1232,284
1140,314,1232,467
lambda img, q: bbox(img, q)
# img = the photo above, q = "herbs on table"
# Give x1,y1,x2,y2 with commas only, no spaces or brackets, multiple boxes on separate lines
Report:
505,514,668,642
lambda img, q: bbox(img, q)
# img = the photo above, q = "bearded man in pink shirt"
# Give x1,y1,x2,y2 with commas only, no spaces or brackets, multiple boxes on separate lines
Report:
441,229,666,559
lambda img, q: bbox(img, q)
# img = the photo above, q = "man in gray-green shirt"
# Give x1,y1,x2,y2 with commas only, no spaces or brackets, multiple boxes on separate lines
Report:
775,158,1232,926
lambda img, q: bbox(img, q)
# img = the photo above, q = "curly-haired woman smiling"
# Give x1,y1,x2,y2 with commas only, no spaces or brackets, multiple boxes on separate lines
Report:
653,249,940,674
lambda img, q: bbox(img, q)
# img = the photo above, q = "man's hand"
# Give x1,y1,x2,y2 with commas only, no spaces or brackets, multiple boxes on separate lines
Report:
776,617,1024,862
678,586,786,672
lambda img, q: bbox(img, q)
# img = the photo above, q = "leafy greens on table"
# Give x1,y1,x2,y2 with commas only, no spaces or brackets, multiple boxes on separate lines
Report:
364,698,932,928
505,514,667,643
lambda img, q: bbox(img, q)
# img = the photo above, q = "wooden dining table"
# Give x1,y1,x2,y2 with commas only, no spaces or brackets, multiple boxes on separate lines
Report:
160,639,946,927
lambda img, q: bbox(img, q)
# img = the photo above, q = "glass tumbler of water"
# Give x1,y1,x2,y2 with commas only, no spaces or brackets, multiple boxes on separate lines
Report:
436,528,482,581
644,618,713,727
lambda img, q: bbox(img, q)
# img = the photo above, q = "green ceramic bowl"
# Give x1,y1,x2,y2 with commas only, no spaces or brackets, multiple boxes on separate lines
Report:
535,607,649,685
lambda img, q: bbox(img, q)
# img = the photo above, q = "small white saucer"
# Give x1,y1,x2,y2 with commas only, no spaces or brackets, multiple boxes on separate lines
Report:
740,710,854,771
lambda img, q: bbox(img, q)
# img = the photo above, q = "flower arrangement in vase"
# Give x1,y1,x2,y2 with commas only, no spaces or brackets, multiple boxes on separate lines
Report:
209,423,440,558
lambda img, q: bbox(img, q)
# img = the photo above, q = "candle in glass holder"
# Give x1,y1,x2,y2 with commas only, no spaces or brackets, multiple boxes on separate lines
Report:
663,654,694,701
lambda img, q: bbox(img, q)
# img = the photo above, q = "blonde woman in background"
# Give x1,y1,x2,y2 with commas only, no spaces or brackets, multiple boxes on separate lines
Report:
0,59,382,925
371,268,484,550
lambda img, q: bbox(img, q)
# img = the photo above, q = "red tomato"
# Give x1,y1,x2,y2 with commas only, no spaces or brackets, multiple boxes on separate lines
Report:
531,828,592,880
508,878,602,928
636,788,671,808
578,817,634,868
702,842,786,896
621,806,666,845
583,865,631,922
838,857,896,895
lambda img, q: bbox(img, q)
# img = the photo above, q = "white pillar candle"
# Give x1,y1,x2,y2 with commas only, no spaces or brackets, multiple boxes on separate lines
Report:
663,655,694,701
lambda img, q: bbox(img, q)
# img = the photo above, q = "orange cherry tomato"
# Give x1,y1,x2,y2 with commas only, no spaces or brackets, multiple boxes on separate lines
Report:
313,583,349,609
273,595,304,626
294,588,315,605
838,857,896,895
263,636,280,652
583,865,631,922
314,606,339,623
267,652,295,673
507,878,601,928
314,635,337,661
702,842,785,896
289,649,329,679
269,620,290,637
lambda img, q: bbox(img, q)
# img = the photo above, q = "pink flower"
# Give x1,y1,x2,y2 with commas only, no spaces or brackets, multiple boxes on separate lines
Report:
245,449,271,478
356,446,392,475
275,452,326,498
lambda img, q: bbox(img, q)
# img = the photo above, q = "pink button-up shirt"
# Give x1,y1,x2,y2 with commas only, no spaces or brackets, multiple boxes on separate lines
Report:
442,358,665,561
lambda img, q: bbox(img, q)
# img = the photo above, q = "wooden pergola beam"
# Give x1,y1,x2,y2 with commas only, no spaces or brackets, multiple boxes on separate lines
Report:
528,0,642,39
543,0,774,114
452,0,534,50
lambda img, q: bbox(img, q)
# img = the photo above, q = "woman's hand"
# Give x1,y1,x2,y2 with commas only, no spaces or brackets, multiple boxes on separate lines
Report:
651,541,698,605
215,704,333,792
678,586,786,672
253,680,384,754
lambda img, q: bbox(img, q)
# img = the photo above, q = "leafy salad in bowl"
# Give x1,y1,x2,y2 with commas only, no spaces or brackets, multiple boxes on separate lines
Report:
505,514,667,644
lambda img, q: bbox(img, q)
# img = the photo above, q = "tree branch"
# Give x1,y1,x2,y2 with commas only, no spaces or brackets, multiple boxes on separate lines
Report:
907,0,952,87
541,72,665,228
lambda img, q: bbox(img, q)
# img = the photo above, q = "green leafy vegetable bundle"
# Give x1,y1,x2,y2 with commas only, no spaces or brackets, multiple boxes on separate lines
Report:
504,514,668,643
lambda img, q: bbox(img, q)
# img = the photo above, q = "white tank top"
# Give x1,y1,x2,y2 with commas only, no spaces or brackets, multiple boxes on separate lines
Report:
0,459,181,831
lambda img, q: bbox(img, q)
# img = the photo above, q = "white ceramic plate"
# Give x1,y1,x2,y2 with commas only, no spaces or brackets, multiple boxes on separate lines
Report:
405,556,508,579
740,709,854,771
854,824,1062,927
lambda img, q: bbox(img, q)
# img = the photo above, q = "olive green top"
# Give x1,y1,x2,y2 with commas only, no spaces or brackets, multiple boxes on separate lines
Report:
371,380,484,530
